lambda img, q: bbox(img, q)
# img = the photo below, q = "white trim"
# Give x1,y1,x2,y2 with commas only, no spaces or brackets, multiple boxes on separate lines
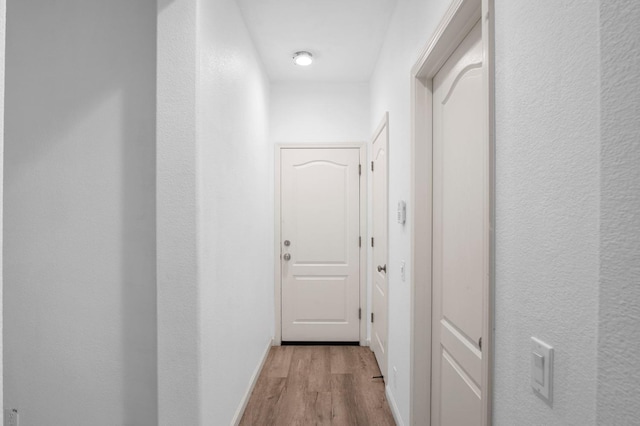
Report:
358,144,368,346
274,147,282,345
409,0,494,425
273,143,368,345
231,338,273,426
386,385,405,426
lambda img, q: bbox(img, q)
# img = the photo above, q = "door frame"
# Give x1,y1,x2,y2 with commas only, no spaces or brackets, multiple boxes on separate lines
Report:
409,0,494,424
274,143,368,346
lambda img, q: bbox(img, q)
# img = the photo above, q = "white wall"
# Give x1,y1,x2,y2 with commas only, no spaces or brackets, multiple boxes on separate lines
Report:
270,82,369,143
197,0,273,424
493,1,601,424
597,0,640,423
157,0,200,425
371,1,616,425
0,0,5,412
369,0,450,423
4,1,157,425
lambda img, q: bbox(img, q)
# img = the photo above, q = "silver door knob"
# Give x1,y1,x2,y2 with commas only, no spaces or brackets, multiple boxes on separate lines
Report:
377,264,387,273
283,253,291,261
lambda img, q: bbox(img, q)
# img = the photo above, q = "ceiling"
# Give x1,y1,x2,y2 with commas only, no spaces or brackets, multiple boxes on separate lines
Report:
237,0,398,82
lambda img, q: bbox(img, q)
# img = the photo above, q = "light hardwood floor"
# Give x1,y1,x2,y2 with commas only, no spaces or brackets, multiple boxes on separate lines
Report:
239,345,396,426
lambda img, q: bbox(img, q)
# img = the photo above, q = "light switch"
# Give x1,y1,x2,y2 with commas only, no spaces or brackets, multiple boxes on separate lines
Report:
531,337,553,405
532,352,544,385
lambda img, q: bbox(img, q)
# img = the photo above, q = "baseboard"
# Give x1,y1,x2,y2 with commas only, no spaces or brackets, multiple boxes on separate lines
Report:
385,385,405,426
231,338,273,426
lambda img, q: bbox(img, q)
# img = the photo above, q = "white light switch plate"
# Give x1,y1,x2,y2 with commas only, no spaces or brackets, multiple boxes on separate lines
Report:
531,337,553,405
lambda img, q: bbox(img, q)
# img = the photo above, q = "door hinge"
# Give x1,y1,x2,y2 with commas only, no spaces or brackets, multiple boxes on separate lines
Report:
359,236,362,247
479,337,482,350
359,308,362,320
371,161,374,172
359,164,362,175
371,312,375,323
371,237,374,247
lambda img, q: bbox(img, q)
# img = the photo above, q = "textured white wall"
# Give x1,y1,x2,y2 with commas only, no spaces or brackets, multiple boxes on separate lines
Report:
197,0,273,423
369,0,450,423
0,0,5,412
493,1,600,424
4,1,157,425
270,82,369,143
597,1,640,423
157,0,200,425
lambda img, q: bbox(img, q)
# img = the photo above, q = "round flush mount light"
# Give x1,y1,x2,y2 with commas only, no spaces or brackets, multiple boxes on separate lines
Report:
293,51,313,66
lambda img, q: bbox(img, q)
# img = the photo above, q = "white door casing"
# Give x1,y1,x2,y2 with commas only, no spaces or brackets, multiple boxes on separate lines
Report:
431,20,486,426
410,1,494,424
371,115,389,378
280,148,361,342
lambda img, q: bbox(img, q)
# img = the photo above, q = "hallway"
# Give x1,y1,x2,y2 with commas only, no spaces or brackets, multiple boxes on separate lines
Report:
1,0,639,424
240,346,396,425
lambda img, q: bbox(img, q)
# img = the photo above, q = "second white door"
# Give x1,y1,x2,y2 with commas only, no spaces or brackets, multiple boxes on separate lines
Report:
371,118,389,378
281,148,361,342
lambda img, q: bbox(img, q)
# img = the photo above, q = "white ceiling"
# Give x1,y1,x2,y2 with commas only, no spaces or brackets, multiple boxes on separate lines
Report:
237,0,398,82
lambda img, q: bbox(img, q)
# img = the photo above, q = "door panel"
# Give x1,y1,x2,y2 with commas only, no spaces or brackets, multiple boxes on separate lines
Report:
371,121,389,378
281,148,361,341
440,350,482,426
432,20,486,425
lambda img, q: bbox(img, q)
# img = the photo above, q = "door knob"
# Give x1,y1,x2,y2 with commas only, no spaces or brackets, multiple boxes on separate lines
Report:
283,253,291,261
284,240,291,247
377,264,387,273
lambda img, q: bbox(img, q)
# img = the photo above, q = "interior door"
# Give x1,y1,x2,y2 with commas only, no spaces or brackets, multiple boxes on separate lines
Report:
431,20,487,426
371,119,389,378
281,148,361,342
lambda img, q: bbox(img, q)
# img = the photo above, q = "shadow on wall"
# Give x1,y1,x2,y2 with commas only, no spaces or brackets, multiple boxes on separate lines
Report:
158,0,175,12
4,0,157,424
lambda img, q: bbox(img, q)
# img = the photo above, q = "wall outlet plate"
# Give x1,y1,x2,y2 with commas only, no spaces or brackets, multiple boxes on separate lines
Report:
4,408,19,426
531,337,553,405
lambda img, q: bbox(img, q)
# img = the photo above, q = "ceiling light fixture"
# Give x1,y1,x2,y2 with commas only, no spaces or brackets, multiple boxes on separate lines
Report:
293,51,313,66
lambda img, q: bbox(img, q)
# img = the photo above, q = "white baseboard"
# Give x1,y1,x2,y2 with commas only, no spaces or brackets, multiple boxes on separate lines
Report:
231,338,273,426
386,385,405,426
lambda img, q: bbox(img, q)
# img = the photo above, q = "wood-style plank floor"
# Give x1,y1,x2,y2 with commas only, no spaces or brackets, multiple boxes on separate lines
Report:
239,346,396,426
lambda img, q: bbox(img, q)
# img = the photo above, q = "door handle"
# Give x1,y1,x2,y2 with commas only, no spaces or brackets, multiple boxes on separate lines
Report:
283,253,291,261
377,264,386,273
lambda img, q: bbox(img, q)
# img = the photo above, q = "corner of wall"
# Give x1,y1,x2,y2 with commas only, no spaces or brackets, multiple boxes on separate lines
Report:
0,0,6,412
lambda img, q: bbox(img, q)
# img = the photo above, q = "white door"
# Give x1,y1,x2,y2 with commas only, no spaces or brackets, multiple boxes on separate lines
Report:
431,21,487,426
281,148,361,342
371,119,389,378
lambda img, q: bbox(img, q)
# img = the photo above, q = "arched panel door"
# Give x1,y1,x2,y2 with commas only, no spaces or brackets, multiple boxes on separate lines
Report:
281,148,361,342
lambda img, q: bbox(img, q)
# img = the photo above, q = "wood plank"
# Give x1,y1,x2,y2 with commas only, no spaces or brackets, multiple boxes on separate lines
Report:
308,345,331,392
303,391,332,426
330,374,369,425
240,346,395,426
330,345,359,374
238,376,285,426
271,347,313,425
265,346,294,378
